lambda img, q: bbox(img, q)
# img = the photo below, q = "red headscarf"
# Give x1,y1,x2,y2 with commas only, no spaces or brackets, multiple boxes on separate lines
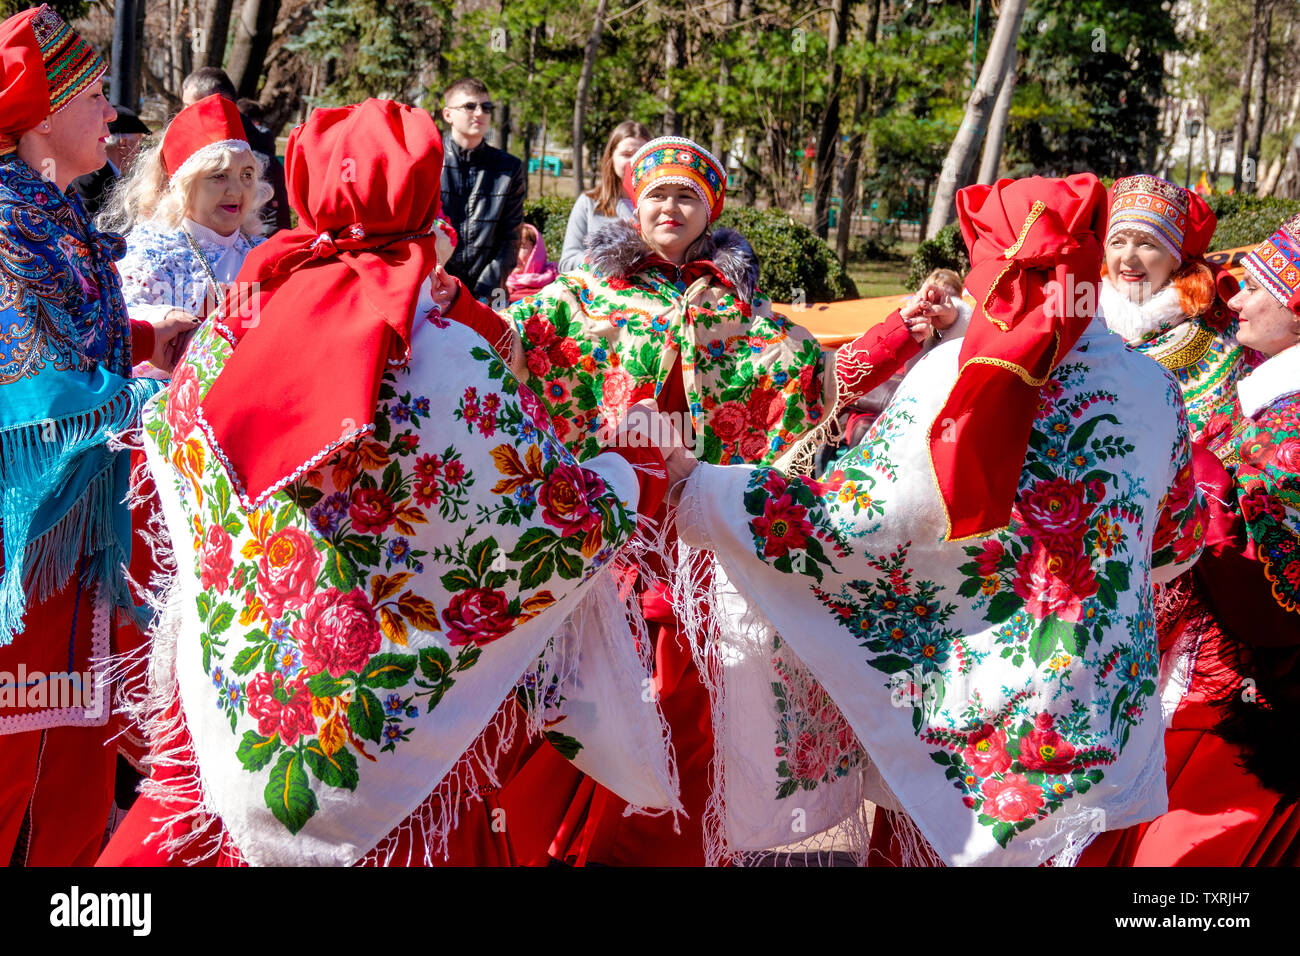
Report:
930,173,1108,541
0,9,52,150
199,99,448,508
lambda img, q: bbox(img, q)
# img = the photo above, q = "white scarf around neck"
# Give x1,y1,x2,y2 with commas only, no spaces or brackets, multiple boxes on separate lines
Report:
1099,278,1186,344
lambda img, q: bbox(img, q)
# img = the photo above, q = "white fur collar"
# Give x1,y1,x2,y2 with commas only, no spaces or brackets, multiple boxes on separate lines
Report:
1099,279,1186,344
1238,343,1300,418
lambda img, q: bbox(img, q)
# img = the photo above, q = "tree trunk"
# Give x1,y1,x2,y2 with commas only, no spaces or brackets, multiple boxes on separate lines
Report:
813,0,854,240
573,0,609,196
836,0,882,266
226,0,281,99
1244,2,1273,194
499,101,511,153
710,1,735,163
662,15,682,136
1232,0,1262,193
199,0,234,69
926,0,1026,237
977,50,1017,184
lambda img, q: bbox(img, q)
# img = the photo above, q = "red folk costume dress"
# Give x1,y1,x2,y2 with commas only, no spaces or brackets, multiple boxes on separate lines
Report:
471,137,929,865
669,175,1208,866
0,6,163,866
1081,214,1300,867
97,100,677,867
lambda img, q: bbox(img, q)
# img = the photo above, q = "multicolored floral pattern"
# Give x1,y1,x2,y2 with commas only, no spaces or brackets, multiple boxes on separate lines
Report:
506,267,828,466
731,348,1205,852
1232,396,1300,615
770,635,863,798
144,322,638,834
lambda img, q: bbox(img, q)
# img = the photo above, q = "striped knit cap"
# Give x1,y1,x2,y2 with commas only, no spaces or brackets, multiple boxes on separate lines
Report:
626,136,726,222
30,4,106,113
1106,174,1190,264
1241,212,1300,311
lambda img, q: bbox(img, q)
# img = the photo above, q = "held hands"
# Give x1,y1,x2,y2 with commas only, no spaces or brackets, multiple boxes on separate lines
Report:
900,282,959,343
613,399,699,486
427,265,461,315
150,309,204,372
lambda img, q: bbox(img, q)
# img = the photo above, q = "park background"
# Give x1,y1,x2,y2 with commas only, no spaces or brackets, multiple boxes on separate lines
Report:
8,0,1299,302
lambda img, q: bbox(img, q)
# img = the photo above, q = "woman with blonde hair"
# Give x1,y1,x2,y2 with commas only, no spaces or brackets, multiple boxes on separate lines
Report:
105,94,272,345
558,119,650,272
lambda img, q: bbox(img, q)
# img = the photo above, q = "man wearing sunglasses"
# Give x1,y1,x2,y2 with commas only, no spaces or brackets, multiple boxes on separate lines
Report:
440,77,526,305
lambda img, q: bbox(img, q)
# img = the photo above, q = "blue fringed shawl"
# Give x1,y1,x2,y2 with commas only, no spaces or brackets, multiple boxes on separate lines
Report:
0,154,161,644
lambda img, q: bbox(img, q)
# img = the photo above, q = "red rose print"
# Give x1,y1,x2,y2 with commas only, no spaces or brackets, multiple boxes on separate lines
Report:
1275,437,1300,472
980,773,1044,823
740,431,769,461
548,337,581,368
166,360,201,438
963,724,1011,777
975,540,1006,577
538,462,606,535
602,369,634,410
746,387,785,429
1018,712,1079,775
526,348,552,377
257,528,322,618
246,671,316,745
1016,477,1096,541
550,414,572,441
522,316,557,349
198,524,234,592
294,587,383,677
1012,542,1098,623
752,493,813,558
349,487,397,535
443,587,516,646
791,730,830,781
711,401,748,441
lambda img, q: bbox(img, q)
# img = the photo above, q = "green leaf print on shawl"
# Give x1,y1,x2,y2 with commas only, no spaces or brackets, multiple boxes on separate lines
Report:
1232,397,1300,615
678,328,1207,865
141,315,672,865
506,265,829,466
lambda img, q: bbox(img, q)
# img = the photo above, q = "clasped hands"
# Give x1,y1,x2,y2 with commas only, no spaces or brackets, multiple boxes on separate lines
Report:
611,399,699,487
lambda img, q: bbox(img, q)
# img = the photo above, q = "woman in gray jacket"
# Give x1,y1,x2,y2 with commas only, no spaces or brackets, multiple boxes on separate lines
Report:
559,120,650,272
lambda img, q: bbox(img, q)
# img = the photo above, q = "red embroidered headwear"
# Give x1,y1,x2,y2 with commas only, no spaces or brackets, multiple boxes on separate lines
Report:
161,93,249,184
930,173,1108,540
198,99,453,509
624,136,726,222
0,4,106,151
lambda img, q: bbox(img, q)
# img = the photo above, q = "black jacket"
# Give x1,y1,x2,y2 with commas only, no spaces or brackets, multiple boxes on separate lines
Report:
241,113,291,233
440,136,526,303
69,162,118,222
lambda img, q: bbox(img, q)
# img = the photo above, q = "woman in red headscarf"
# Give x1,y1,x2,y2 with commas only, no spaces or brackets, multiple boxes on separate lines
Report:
97,99,679,867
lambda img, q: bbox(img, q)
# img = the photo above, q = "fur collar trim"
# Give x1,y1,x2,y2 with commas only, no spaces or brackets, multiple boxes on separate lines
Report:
1099,279,1186,344
583,218,760,302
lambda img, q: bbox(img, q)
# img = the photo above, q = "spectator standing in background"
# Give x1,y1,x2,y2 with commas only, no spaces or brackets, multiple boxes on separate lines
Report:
69,104,149,220
439,77,526,305
558,120,650,272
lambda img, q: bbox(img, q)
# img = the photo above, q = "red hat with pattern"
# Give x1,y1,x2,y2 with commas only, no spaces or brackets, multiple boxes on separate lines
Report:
625,136,726,222
1106,175,1190,264
1241,213,1300,314
161,93,251,184
0,4,106,150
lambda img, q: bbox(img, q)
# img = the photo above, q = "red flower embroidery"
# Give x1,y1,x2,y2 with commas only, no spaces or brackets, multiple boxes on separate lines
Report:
166,359,202,438
711,401,748,441
294,587,383,677
538,462,606,535
198,523,234,592
753,493,813,558
349,487,397,535
975,540,1006,577
602,369,634,410
257,528,322,619
443,587,516,646
1018,712,1079,775
980,773,1043,823
963,724,1011,777
246,671,316,745
1012,542,1098,623
1016,477,1096,541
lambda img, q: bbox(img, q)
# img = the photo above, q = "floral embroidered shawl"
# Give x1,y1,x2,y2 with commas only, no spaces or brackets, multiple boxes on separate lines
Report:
0,153,160,645
505,220,831,466
674,320,1208,865
140,314,677,865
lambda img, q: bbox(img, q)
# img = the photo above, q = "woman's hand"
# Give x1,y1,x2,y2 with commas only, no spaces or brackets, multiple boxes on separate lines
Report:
428,265,461,315
150,309,203,372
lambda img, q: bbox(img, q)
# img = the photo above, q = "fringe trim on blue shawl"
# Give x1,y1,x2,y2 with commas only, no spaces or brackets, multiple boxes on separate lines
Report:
0,377,159,644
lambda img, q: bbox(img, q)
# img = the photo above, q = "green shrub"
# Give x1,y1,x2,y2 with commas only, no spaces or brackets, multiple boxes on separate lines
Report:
1206,194,1300,250
523,195,577,261
715,206,858,303
907,222,970,291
